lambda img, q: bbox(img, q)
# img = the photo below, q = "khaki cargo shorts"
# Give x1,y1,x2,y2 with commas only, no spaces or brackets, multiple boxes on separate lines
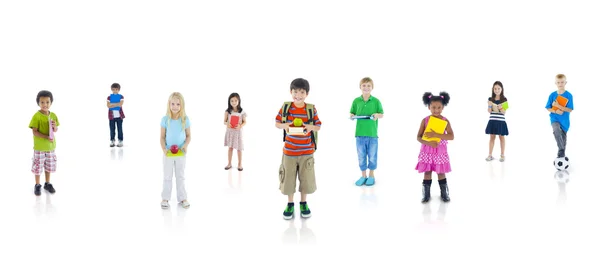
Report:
278,154,316,195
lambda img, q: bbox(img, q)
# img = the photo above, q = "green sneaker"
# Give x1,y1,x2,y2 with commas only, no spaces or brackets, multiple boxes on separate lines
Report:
283,203,294,220
300,202,311,218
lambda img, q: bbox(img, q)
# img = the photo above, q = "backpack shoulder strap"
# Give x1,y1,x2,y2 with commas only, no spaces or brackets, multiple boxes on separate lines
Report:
281,102,292,142
282,101,292,123
305,104,317,151
305,103,314,124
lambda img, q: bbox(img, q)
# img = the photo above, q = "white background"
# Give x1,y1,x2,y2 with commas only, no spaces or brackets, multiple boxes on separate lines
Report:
1,0,599,273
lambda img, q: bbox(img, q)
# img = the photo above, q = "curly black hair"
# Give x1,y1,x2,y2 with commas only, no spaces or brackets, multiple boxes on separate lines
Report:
36,90,53,104
422,91,450,106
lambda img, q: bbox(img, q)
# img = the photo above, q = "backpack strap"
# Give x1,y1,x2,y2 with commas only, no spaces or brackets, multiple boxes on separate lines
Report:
305,104,314,124
305,104,317,151
282,102,292,123
282,102,292,141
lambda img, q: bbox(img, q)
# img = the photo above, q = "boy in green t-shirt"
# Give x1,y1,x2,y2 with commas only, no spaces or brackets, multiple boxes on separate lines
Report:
350,77,384,186
29,90,60,196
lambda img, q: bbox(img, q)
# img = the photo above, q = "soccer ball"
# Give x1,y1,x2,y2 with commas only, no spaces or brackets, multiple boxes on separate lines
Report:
554,170,570,184
554,157,570,171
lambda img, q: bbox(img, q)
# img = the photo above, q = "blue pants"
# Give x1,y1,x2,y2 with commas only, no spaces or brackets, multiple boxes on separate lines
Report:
356,137,378,171
109,118,123,141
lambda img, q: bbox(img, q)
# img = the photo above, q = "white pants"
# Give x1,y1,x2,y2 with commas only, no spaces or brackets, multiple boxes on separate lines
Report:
162,155,187,202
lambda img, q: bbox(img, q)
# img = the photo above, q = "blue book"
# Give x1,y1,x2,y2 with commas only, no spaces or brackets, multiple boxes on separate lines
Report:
109,94,122,111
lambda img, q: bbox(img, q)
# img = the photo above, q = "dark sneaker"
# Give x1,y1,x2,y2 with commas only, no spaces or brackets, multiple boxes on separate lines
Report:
283,203,294,220
34,184,42,196
300,202,311,218
44,182,56,194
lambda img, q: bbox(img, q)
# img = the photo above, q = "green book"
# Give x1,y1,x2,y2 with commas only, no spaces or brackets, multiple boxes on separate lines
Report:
501,101,509,110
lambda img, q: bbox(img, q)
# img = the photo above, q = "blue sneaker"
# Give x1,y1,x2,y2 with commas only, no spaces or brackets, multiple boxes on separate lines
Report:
365,177,375,186
355,177,367,186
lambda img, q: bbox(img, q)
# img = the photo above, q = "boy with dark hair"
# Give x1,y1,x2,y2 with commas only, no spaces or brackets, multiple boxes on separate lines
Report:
107,83,125,147
29,90,60,196
275,78,322,220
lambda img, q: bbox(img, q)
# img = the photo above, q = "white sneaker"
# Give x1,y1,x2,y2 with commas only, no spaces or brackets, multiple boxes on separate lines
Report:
161,200,169,209
117,141,123,147
110,140,115,147
180,200,190,209
485,156,494,161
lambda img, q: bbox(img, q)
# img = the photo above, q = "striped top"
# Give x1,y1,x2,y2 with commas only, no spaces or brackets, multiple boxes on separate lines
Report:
489,98,506,121
275,102,322,156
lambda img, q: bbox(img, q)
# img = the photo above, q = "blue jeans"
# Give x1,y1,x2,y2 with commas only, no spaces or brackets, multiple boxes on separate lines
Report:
109,118,123,141
552,122,567,157
356,137,378,171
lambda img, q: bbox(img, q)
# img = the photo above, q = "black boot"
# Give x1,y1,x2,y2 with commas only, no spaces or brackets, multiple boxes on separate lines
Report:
421,179,432,203
439,178,450,202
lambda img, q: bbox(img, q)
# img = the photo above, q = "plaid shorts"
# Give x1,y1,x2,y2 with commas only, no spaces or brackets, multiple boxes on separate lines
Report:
31,150,57,175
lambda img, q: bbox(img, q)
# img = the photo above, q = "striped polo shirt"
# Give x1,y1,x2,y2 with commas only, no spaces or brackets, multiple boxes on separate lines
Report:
275,102,322,156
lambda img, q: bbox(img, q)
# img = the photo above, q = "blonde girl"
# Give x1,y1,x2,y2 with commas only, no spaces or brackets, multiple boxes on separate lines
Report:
160,92,191,209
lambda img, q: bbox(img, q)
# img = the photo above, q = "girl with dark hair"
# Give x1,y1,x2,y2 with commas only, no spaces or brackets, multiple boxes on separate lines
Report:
224,93,247,171
485,81,509,162
415,92,454,203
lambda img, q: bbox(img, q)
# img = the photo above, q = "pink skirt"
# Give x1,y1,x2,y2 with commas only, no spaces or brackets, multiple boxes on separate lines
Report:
415,141,451,173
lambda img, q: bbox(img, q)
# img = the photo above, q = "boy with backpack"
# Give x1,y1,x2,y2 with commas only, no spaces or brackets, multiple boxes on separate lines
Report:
275,78,322,220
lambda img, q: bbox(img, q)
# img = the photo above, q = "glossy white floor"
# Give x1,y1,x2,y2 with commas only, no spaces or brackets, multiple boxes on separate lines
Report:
2,1,599,273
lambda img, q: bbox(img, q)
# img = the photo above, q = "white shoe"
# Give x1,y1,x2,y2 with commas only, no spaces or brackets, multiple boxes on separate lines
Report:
117,141,123,147
110,140,115,147
180,200,190,209
161,200,169,209
485,156,494,161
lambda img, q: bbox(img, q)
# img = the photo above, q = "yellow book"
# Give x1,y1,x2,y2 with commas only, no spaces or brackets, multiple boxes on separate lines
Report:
167,150,185,157
422,116,448,142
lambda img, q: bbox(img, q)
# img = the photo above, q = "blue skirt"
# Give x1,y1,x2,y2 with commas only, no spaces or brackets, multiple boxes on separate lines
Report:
485,120,509,136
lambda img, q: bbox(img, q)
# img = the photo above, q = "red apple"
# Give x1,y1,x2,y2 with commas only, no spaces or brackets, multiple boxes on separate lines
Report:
170,145,178,154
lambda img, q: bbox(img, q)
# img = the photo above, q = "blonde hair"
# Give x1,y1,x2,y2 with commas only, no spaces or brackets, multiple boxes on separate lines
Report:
166,92,187,130
556,74,567,80
360,77,374,89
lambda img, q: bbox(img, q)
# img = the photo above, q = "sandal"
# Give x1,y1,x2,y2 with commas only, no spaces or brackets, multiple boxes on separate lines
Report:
161,200,169,209
180,200,190,209
224,165,232,170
